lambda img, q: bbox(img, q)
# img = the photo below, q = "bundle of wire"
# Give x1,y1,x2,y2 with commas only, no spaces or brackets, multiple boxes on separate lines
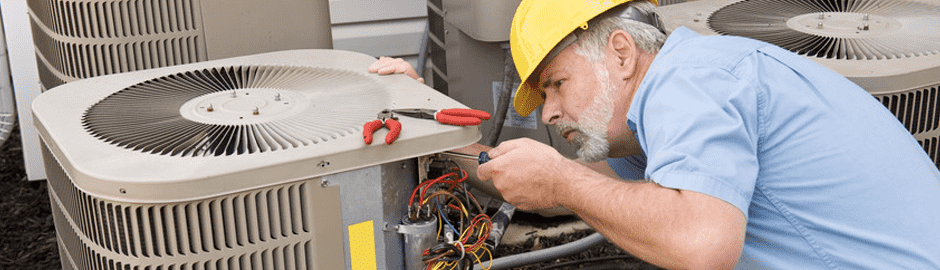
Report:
408,161,494,270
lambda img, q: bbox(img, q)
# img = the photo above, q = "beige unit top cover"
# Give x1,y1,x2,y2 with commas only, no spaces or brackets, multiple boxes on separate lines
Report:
32,49,481,203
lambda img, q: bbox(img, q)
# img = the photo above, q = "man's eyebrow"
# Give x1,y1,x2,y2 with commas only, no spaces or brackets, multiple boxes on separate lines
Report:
541,78,554,89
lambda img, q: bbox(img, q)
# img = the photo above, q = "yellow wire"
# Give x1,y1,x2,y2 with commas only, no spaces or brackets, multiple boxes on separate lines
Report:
470,245,494,270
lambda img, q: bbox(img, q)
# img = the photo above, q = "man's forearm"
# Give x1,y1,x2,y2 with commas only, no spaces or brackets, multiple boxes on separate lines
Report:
557,164,746,269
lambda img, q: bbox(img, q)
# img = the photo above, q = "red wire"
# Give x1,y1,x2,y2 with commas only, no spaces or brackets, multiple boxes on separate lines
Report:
410,172,455,206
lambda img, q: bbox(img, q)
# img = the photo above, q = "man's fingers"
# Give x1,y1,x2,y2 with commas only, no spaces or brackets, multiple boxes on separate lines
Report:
487,139,522,158
368,57,390,72
477,162,495,182
377,66,396,75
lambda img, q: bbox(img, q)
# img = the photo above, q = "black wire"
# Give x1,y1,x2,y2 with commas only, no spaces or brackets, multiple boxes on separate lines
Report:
536,255,648,270
423,243,462,262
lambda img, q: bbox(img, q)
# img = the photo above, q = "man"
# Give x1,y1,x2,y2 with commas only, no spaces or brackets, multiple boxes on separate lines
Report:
370,0,940,268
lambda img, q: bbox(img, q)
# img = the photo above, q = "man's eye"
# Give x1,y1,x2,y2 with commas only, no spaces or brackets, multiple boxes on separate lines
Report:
553,79,564,88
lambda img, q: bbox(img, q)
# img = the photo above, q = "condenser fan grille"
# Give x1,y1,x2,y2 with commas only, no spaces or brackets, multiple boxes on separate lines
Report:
83,66,389,157
708,0,940,60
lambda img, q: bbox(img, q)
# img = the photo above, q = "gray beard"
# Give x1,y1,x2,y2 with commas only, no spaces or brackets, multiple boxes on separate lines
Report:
556,121,611,163
555,73,615,162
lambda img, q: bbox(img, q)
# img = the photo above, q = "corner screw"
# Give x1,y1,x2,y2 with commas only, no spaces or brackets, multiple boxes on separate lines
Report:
320,179,329,187
253,107,260,115
817,22,824,29
207,104,214,112
275,93,281,101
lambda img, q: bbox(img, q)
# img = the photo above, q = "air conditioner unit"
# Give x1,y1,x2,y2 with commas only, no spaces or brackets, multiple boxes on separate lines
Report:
32,49,481,270
658,0,940,168
27,0,333,90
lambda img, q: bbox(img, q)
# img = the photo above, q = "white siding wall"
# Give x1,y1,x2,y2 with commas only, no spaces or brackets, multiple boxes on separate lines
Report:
330,0,427,68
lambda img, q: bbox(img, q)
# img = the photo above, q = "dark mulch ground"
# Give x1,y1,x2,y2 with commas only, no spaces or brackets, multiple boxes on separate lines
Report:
0,123,659,270
1,125,60,270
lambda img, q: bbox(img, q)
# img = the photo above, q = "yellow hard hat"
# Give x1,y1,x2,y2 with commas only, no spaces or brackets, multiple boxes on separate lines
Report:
509,0,659,117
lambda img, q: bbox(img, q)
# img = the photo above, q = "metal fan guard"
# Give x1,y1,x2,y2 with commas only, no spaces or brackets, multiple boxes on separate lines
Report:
707,0,940,60
82,65,389,157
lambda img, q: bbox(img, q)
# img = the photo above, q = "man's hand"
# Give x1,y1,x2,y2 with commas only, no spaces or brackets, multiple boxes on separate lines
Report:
368,56,425,83
476,138,580,210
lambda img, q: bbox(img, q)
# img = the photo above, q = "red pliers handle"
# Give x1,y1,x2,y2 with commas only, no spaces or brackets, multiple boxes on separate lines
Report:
392,108,491,126
363,110,402,145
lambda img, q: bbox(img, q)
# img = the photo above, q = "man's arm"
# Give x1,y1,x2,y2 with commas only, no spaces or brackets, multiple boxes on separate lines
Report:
478,138,746,269
578,159,621,179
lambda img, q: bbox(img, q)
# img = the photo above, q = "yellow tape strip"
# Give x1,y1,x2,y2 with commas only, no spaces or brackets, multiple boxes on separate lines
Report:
348,220,377,270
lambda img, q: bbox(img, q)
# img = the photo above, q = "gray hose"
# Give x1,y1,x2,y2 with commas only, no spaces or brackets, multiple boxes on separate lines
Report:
473,232,607,270
483,44,516,147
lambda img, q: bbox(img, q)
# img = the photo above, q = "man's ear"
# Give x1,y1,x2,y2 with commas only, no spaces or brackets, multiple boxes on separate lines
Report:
608,29,638,80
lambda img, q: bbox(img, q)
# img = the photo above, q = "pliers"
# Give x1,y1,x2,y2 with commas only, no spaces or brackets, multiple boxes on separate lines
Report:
363,108,491,145
363,109,402,145
391,108,491,126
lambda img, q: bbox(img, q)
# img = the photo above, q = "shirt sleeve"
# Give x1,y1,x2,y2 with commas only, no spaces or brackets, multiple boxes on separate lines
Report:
631,65,761,218
607,154,647,180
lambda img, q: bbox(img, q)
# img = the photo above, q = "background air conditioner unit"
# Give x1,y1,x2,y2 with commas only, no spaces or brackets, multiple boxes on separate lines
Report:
27,0,333,89
658,0,940,168
32,49,481,270
17,0,333,180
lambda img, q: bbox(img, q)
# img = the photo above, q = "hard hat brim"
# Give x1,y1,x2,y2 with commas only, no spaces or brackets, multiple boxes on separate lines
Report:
513,78,543,118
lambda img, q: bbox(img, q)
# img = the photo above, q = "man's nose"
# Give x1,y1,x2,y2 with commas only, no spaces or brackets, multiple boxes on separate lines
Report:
541,100,561,125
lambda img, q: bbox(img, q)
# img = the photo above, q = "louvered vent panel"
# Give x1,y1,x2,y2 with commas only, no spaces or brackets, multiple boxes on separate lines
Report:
35,57,69,93
43,143,93,270
923,137,940,168
30,0,198,38
875,86,940,137
46,142,318,269
28,0,205,89
29,18,201,82
50,178,311,257
708,0,940,60
83,65,387,157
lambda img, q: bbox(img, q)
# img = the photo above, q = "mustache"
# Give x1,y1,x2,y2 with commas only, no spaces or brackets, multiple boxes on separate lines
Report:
554,120,579,135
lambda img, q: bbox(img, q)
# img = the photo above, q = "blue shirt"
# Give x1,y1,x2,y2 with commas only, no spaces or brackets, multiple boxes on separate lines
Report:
610,27,940,269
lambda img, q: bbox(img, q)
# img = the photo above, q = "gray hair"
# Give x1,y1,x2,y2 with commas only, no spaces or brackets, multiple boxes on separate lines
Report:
573,1,667,61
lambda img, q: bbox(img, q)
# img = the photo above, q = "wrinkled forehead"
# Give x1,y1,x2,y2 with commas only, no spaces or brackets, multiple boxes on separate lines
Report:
531,33,580,93
534,33,579,82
